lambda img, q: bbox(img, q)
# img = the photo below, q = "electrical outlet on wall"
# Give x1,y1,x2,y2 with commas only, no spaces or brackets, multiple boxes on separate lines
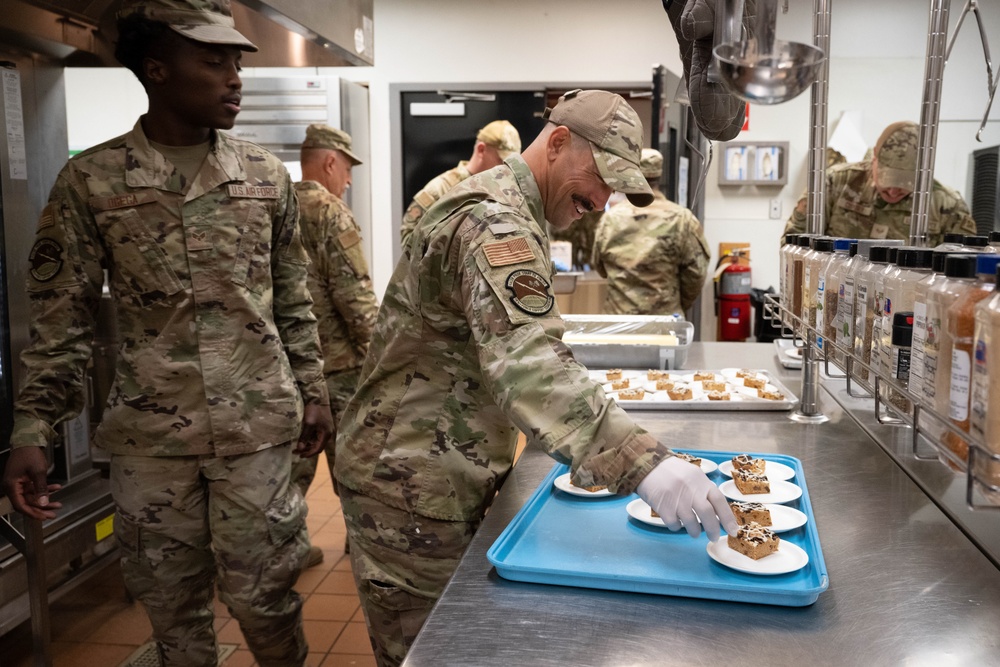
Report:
769,198,782,219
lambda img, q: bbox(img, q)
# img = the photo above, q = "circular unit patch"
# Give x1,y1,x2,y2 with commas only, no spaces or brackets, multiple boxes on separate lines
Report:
29,238,64,282
504,269,553,315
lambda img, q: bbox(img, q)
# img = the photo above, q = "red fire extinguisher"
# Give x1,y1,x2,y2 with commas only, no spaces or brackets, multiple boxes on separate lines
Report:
714,250,752,342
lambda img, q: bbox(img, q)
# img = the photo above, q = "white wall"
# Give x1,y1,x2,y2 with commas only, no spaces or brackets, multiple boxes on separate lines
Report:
64,0,1000,339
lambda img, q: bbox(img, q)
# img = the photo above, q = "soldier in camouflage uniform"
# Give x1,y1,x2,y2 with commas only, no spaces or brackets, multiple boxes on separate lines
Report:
783,121,976,245
592,148,710,315
336,90,738,667
292,124,379,566
399,119,521,250
1,2,334,665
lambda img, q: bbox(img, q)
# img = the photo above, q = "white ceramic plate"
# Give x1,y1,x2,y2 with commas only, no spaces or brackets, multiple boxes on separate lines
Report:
607,389,658,404
658,383,706,401
734,383,785,400
673,454,718,474
728,503,807,533
677,372,724,384
626,498,707,529
602,380,640,393
773,339,804,369
626,498,673,527
719,479,802,504
591,370,644,384
719,368,770,382
553,473,615,497
718,459,796,482
706,537,809,575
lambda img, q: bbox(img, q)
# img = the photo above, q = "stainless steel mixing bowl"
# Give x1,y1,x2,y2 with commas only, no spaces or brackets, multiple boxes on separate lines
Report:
713,40,826,105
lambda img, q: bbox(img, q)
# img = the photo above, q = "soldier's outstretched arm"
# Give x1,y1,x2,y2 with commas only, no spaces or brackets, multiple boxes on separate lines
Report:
2,446,63,520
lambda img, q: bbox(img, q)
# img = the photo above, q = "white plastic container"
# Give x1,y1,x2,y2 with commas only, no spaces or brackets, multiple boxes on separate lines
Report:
909,251,949,408
879,247,932,409
924,254,978,448
970,270,1000,503
855,244,893,383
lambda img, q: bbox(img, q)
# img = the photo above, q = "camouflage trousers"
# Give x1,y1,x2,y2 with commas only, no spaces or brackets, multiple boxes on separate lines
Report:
110,443,309,667
290,369,361,499
339,487,481,667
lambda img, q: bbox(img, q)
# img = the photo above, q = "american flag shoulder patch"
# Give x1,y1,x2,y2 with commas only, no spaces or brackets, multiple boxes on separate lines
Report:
482,236,535,267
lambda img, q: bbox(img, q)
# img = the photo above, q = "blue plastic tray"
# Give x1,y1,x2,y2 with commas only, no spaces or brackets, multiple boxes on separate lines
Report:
487,450,829,607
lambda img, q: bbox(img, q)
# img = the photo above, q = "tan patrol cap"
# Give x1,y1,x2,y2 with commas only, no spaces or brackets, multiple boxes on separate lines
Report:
544,89,653,207
640,148,663,180
302,123,363,166
118,0,258,52
874,121,918,191
476,120,521,159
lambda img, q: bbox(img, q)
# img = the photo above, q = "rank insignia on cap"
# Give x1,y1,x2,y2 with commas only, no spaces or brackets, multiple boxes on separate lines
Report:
29,238,64,282
483,236,535,267
505,269,553,315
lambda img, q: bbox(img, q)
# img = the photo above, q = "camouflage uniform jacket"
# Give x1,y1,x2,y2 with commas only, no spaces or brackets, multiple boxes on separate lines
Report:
335,156,672,522
11,120,329,457
783,160,977,245
399,161,472,250
295,181,379,375
592,191,710,314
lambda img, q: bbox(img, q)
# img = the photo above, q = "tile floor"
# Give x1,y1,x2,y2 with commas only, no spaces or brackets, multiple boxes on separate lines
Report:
0,457,376,667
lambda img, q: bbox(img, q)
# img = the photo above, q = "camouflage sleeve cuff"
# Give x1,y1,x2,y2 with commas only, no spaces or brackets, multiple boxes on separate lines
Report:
9,414,59,450
570,430,674,496
298,377,331,407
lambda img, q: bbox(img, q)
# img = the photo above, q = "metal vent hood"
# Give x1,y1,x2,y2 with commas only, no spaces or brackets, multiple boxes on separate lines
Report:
2,0,374,67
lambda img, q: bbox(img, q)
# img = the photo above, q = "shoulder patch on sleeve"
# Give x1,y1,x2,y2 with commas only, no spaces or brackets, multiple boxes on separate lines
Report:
505,269,554,315
337,228,361,249
37,203,56,231
29,238,64,282
488,221,517,236
413,189,437,210
483,236,535,267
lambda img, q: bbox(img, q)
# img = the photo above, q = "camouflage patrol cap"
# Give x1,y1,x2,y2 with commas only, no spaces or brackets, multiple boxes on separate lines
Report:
874,121,918,191
544,89,653,207
640,148,663,179
301,123,363,165
476,120,521,159
118,0,258,52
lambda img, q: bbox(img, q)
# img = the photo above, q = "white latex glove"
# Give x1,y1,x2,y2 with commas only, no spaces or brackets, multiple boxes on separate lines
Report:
637,456,739,541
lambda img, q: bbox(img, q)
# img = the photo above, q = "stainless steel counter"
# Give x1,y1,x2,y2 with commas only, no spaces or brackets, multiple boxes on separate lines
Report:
403,342,1000,666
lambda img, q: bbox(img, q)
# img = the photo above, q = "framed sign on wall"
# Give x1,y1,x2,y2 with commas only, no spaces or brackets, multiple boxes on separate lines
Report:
718,141,788,186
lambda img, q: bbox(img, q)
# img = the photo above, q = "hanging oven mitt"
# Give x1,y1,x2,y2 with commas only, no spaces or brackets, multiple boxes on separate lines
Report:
663,0,756,142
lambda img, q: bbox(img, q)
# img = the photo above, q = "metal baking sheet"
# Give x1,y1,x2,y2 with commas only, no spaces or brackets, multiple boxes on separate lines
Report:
588,368,798,411
487,450,829,607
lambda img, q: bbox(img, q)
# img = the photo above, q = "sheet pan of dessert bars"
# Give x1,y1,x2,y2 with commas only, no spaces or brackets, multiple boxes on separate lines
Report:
487,450,829,607
589,367,798,411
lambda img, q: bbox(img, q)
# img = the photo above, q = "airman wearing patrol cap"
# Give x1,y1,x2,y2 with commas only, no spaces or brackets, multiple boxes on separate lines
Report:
3,2,335,664
784,120,976,245
117,0,258,51
476,119,521,158
399,119,522,249
337,90,737,667
302,122,364,165
593,147,710,315
292,123,378,567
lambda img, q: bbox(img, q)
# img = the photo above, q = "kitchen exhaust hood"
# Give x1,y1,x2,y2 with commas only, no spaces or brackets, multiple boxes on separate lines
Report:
3,0,374,67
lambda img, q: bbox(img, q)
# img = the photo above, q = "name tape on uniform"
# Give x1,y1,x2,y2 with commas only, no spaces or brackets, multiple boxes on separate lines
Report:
228,184,280,199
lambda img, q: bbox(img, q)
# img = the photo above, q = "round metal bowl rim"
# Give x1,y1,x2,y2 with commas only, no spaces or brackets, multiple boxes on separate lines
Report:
713,40,826,68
